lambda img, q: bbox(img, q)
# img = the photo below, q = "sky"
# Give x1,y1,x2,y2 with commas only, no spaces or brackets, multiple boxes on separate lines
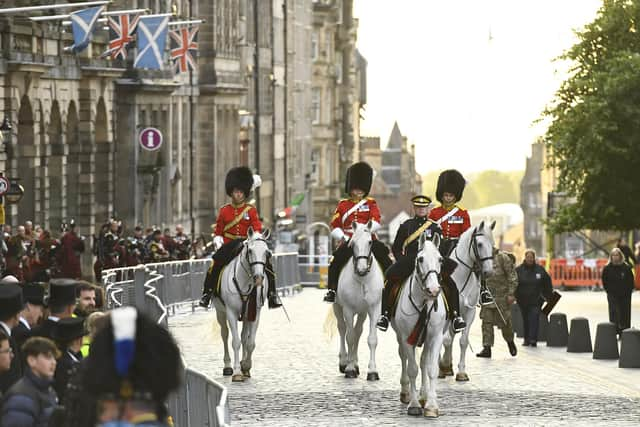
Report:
354,0,603,175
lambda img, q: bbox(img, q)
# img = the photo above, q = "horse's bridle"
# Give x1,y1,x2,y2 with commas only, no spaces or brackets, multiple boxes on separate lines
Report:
454,231,493,294
244,237,270,272
351,238,373,277
234,237,270,301
408,255,441,313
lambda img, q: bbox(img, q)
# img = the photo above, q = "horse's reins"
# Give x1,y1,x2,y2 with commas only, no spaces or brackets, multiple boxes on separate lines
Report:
351,234,374,276
408,259,440,314
232,238,270,319
452,231,493,296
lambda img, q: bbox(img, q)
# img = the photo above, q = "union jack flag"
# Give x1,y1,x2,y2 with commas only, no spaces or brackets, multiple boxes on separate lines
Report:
169,26,199,74
105,14,140,60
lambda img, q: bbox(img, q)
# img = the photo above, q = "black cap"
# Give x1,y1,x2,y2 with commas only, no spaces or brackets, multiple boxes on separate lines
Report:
53,317,88,343
47,279,78,307
0,284,24,318
23,283,45,306
411,195,432,207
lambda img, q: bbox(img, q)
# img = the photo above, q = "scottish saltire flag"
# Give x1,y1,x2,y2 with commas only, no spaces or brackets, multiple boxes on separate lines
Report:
105,14,140,59
68,6,105,53
169,26,199,74
134,16,169,70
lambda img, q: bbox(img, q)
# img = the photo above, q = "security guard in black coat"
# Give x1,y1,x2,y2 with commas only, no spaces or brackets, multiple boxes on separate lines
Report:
376,195,466,332
0,283,24,393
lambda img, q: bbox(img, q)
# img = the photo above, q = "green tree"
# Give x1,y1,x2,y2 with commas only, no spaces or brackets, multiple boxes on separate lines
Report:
543,0,640,232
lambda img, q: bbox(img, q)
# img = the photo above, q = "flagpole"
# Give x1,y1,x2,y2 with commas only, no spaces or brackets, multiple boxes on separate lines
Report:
188,0,195,251
30,8,148,21
0,1,110,14
168,19,205,26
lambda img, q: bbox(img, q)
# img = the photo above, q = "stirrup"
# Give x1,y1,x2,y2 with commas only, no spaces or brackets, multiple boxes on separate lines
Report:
199,292,212,308
376,315,389,332
480,290,494,305
453,316,466,333
268,293,282,309
323,289,336,303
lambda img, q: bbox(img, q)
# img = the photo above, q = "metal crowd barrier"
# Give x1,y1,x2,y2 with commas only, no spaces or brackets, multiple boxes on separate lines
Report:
101,253,302,427
168,366,230,427
298,254,329,287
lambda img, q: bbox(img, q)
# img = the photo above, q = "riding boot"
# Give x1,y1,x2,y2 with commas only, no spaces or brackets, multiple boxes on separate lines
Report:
324,261,339,303
266,266,282,309
200,261,222,308
443,277,466,332
376,279,393,332
476,345,491,358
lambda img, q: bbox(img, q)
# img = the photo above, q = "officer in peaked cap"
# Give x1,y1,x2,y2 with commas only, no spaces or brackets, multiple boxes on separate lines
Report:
32,279,78,341
376,195,449,331
53,317,88,403
0,283,24,393
13,283,46,351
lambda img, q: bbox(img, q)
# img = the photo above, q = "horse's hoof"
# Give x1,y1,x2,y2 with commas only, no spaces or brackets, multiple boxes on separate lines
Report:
455,372,469,382
438,370,446,379
366,372,379,381
407,406,422,416
222,367,233,376
344,369,357,379
355,365,360,376
232,374,244,382
424,408,439,418
418,398,426,408
339,364,346,373
400,392,410,404
242,370,251,378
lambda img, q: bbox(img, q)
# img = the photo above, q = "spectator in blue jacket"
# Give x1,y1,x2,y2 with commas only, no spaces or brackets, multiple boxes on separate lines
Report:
515,249,553,347
1,337,59,427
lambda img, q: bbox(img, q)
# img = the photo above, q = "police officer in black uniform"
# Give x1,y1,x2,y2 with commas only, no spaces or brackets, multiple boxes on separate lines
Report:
376,195,466,332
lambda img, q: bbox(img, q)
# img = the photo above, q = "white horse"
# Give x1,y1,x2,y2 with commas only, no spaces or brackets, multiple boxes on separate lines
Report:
333,220,384,380
212,228,272,382
391,232,448,418
439,220,495,381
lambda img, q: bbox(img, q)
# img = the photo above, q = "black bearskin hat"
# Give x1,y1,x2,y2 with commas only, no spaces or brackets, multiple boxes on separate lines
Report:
225,167,254,198
436,169,466,203
344,162,373,197
82,307,183,403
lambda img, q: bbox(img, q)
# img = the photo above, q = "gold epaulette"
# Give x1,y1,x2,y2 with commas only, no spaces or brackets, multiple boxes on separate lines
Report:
366,196,375,201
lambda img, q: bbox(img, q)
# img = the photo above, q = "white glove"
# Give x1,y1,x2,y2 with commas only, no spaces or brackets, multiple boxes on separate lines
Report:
331,228,346,241
213,235,224,251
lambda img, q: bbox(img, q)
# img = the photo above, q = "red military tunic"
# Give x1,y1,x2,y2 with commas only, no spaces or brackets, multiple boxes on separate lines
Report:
330,197,381,238
428,204,471,239
214,203,262,244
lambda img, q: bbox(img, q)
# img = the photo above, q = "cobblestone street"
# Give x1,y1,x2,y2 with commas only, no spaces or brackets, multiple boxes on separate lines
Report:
170,289,640,426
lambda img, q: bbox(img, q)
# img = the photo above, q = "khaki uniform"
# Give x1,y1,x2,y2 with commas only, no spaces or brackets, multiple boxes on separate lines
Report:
480,249,517,346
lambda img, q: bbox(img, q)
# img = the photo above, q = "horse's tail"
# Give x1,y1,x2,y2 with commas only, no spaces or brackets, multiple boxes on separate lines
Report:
322,306,337,342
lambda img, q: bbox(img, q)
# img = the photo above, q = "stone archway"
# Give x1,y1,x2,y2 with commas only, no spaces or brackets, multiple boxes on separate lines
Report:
65,101,80,223
94,97,111,227
47,100,65,231
16,95,36,226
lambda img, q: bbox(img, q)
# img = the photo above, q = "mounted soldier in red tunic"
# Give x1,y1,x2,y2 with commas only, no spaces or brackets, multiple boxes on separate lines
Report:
323,162,393,303
429,170,494,316
199,167,281,309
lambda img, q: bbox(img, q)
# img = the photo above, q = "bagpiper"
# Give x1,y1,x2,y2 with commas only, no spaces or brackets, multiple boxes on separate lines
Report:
428,169,494,309
199,167,281,309
323,162,393,303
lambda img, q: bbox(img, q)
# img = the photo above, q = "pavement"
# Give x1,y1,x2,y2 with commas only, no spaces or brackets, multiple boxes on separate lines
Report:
169,288,640,426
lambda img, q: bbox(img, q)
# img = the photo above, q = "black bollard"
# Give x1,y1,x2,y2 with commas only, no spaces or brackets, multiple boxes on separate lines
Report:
547,313,569,347
567,317,592,353
593,322,619,360
512,304,524,338
537,312,549,342
619,328,640,368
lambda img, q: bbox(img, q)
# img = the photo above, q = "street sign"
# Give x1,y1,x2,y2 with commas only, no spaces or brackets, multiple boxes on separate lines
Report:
0,176,9,196
139,127,163,151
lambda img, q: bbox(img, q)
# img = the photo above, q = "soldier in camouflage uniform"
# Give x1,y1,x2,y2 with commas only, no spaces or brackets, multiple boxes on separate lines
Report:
477,248,518,358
